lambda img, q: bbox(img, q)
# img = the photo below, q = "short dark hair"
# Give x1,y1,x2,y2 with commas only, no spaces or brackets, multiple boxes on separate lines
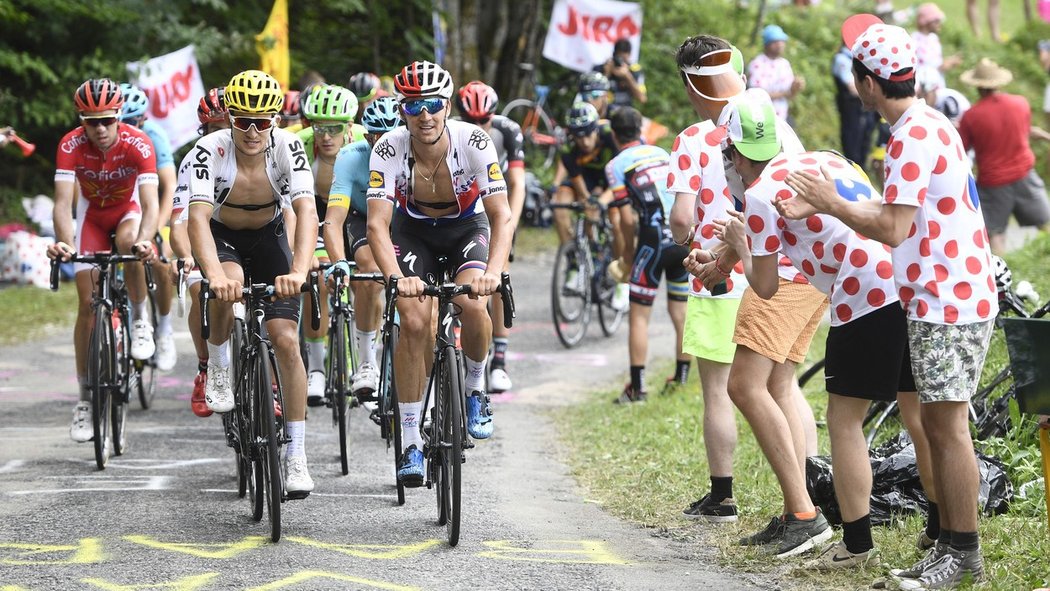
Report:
610,107,642,142
852,59,916,99
614,38,632,55
675,35,731,84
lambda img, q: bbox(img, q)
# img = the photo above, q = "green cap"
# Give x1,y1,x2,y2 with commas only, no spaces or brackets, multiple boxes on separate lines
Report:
723,92,780,161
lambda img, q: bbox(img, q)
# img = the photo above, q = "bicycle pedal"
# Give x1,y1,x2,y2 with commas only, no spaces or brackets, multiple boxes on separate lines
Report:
463,439,476,450
285,491,310,501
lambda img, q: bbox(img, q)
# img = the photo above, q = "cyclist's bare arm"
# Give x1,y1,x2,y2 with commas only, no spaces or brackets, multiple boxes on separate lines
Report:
367,199,424,295
157,165,176,232
187,202,240,301
552,159,568,186
322,204,349,264
135,182,160,257
505,167,526,230
481,191,512,292
48,180,77,259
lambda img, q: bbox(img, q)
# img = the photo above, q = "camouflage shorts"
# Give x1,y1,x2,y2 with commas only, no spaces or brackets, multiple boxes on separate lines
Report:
908,319,994,403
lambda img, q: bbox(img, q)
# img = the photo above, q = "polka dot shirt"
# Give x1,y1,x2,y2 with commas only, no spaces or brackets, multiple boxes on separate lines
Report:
667,117,805,298
883,101,996,324
743,151,899,326
747,54,795,121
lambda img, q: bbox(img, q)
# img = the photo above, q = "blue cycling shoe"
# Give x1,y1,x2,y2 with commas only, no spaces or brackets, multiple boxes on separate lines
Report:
466,391,494,439
397,445,424,488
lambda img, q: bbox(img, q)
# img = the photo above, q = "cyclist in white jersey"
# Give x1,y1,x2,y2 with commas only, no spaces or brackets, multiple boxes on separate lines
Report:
367,61,512,486
185,70,319,496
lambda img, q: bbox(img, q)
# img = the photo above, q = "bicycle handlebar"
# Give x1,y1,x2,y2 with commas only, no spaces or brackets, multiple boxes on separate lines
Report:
384,272,515,329
199,272,321,340
49,253,154,292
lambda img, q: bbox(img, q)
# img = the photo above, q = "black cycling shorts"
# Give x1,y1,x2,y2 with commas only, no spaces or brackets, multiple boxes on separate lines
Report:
209,218,299,322
629,226,690,306
825,302,916,401
344,209,369,259
391,213,490,284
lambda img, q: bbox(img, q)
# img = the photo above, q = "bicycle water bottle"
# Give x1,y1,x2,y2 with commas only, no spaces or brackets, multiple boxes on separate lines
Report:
112,310,124,355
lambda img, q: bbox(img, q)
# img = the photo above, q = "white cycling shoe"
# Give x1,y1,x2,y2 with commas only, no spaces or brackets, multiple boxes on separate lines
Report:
205,362,234,413
489,367,512,393
130,319,156,360
154,332,177,371
70,403,93,442
285,455,314,497
307,371,326,407
352,362,380,394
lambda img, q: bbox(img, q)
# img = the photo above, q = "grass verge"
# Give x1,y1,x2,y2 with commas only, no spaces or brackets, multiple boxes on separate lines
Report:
559,233,1050,590
0,283,77,346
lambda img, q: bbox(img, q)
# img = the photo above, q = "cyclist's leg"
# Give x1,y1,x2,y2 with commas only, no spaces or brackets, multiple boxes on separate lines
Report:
551,182,577,245
304,245,329,405
153,229,177,370
665,248,692,385
348,214,383,392
186,273,212,417
624,239,659,399
450,217,495,438
114,204,156,360
201,222,244,413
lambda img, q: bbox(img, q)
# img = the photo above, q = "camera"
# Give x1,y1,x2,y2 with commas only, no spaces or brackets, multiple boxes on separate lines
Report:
613,56,625,67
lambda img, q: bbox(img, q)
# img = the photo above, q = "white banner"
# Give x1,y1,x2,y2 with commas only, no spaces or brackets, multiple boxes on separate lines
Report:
541,0,642,73
126,45,206,150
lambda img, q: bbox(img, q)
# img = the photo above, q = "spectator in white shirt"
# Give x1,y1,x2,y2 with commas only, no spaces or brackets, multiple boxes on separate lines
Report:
747,25,805,126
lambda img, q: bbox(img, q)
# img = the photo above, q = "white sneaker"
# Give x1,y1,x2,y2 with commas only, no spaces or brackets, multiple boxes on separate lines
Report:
351,362,379,394
489,367,512,392
70,402,93,442
565,269,584,294
307,370,326,406
285,455,314,496
154,331,177,371
130,319,156,360
205,362,234,413
612,283,630,312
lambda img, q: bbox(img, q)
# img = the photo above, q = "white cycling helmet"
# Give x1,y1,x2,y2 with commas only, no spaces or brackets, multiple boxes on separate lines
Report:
393,60,454,101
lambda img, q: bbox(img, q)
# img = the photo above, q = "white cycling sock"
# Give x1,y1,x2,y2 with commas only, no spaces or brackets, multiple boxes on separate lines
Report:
156,312,173,337
285,420,306,458
355,328,377,366
464,355,486,391
206,340,230,368
305,337,326,374
400,401,424,453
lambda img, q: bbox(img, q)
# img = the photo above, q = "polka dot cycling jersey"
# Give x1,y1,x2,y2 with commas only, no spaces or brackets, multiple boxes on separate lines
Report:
883,101,996,325
666,116,805,298
55,123,159,209
743,151,899,326
366,119,508,223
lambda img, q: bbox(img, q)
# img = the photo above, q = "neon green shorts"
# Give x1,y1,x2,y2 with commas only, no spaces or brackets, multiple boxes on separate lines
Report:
682,296,742,365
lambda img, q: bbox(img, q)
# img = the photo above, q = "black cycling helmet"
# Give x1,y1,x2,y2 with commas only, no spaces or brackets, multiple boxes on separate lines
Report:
578,71,611,94
566,102,600,137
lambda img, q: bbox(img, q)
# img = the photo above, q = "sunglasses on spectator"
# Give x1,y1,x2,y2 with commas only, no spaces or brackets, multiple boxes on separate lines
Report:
229,114,276,133
679,48,745,102
583,90,607,100
80,115,119,127
313,123,348,136
401,98,446,117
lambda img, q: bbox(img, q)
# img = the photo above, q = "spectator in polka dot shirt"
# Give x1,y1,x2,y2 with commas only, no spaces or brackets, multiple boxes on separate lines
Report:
673,35,827,550
717,94,933,570
747,25,805,126
781,16,997,588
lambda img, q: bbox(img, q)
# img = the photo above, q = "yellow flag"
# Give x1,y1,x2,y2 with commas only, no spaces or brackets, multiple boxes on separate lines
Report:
256,0,289,90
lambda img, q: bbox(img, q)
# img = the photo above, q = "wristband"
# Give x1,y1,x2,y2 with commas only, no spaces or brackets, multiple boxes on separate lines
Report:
673,224,697,247
714,255,733,277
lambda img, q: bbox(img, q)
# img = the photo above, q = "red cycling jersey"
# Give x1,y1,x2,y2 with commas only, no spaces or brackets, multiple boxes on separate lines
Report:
54,123,158,262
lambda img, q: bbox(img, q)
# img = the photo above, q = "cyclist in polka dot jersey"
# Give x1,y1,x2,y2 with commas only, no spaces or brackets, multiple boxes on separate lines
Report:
781,16,996,589
718,94,934,569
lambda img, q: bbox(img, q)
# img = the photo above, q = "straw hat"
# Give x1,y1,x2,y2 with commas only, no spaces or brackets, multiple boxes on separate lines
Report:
960,58,1013,88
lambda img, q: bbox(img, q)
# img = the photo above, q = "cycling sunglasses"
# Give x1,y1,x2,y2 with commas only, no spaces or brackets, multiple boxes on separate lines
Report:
401,98,446,117
80,115,119,127
582,89,607,100
679,48,745,102
229,114,276,133
313,123,348,136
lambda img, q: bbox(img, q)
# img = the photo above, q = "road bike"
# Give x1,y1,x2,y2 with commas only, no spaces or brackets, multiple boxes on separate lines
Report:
501,63,569,170
385,270,515,546
50,253,154,469
200,272,320,542
549,196,625,348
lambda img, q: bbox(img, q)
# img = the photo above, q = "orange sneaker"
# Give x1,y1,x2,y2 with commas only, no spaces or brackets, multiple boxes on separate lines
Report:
191,372,213,417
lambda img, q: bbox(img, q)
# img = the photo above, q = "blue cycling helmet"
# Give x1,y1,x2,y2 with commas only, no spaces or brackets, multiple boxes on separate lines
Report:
566,102,600,136
361,96,402,133
119,83,150,121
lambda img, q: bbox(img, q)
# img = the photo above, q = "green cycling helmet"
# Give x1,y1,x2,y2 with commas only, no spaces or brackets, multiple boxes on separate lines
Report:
303,84,358,123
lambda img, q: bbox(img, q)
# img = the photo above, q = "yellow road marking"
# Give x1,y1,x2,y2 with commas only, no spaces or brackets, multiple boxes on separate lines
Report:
122,535,269,559
246,571,419,591
81,573,219,591
0,538,104,565
477,540,628,564
286,537,442,559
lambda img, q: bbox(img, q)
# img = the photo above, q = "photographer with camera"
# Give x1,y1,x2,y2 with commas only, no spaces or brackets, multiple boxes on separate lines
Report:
598,38,647,110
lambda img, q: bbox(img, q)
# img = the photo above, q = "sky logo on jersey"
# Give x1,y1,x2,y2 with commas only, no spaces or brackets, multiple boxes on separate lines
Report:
369,171,384,188
487,162,503,182
834,176,874,203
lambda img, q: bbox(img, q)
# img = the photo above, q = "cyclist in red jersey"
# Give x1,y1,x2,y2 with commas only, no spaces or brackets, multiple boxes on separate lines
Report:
47,78,160,443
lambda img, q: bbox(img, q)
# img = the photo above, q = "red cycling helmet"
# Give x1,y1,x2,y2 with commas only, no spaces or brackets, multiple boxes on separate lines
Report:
282,90,302,119
74,78,124,113
197,88,227,125
456,81,498,121
394,61,454,101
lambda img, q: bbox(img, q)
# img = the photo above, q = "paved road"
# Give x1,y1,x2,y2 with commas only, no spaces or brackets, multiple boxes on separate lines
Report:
0,251,767,591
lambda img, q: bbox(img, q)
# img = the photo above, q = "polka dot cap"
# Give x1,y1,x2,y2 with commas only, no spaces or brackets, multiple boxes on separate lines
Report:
851,23,916,81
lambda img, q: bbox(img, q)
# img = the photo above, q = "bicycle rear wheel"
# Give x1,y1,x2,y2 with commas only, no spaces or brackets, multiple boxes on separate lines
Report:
798,358,826,389
434,346,463,546
89,314,114,470
595,263,625,337
259,347,283,542
380,324,405,505
864,401,902,448
501,99,559,170
136,290,157,409
552,242,591,348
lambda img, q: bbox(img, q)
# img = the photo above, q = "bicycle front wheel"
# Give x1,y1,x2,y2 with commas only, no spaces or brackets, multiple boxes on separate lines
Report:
434,345,463,546
136,290,157,409
89,313,114,470
380,323,405,505
259,348,283,542
111,312,131,456
331,312,352,476
551,242,592,348
502,99,559,170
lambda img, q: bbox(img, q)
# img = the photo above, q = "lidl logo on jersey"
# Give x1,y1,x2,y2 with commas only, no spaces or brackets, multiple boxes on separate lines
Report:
369,171,384,188
487,163,503,182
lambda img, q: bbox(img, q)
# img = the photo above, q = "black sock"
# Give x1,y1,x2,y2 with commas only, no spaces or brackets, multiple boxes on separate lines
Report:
630,366,645,392
674,360,691,384
938,528,953,547
198,358,208,374
492,338,508,369
710,476,733,501
842,514,874,554
951,530,979,552
925,501,940,540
